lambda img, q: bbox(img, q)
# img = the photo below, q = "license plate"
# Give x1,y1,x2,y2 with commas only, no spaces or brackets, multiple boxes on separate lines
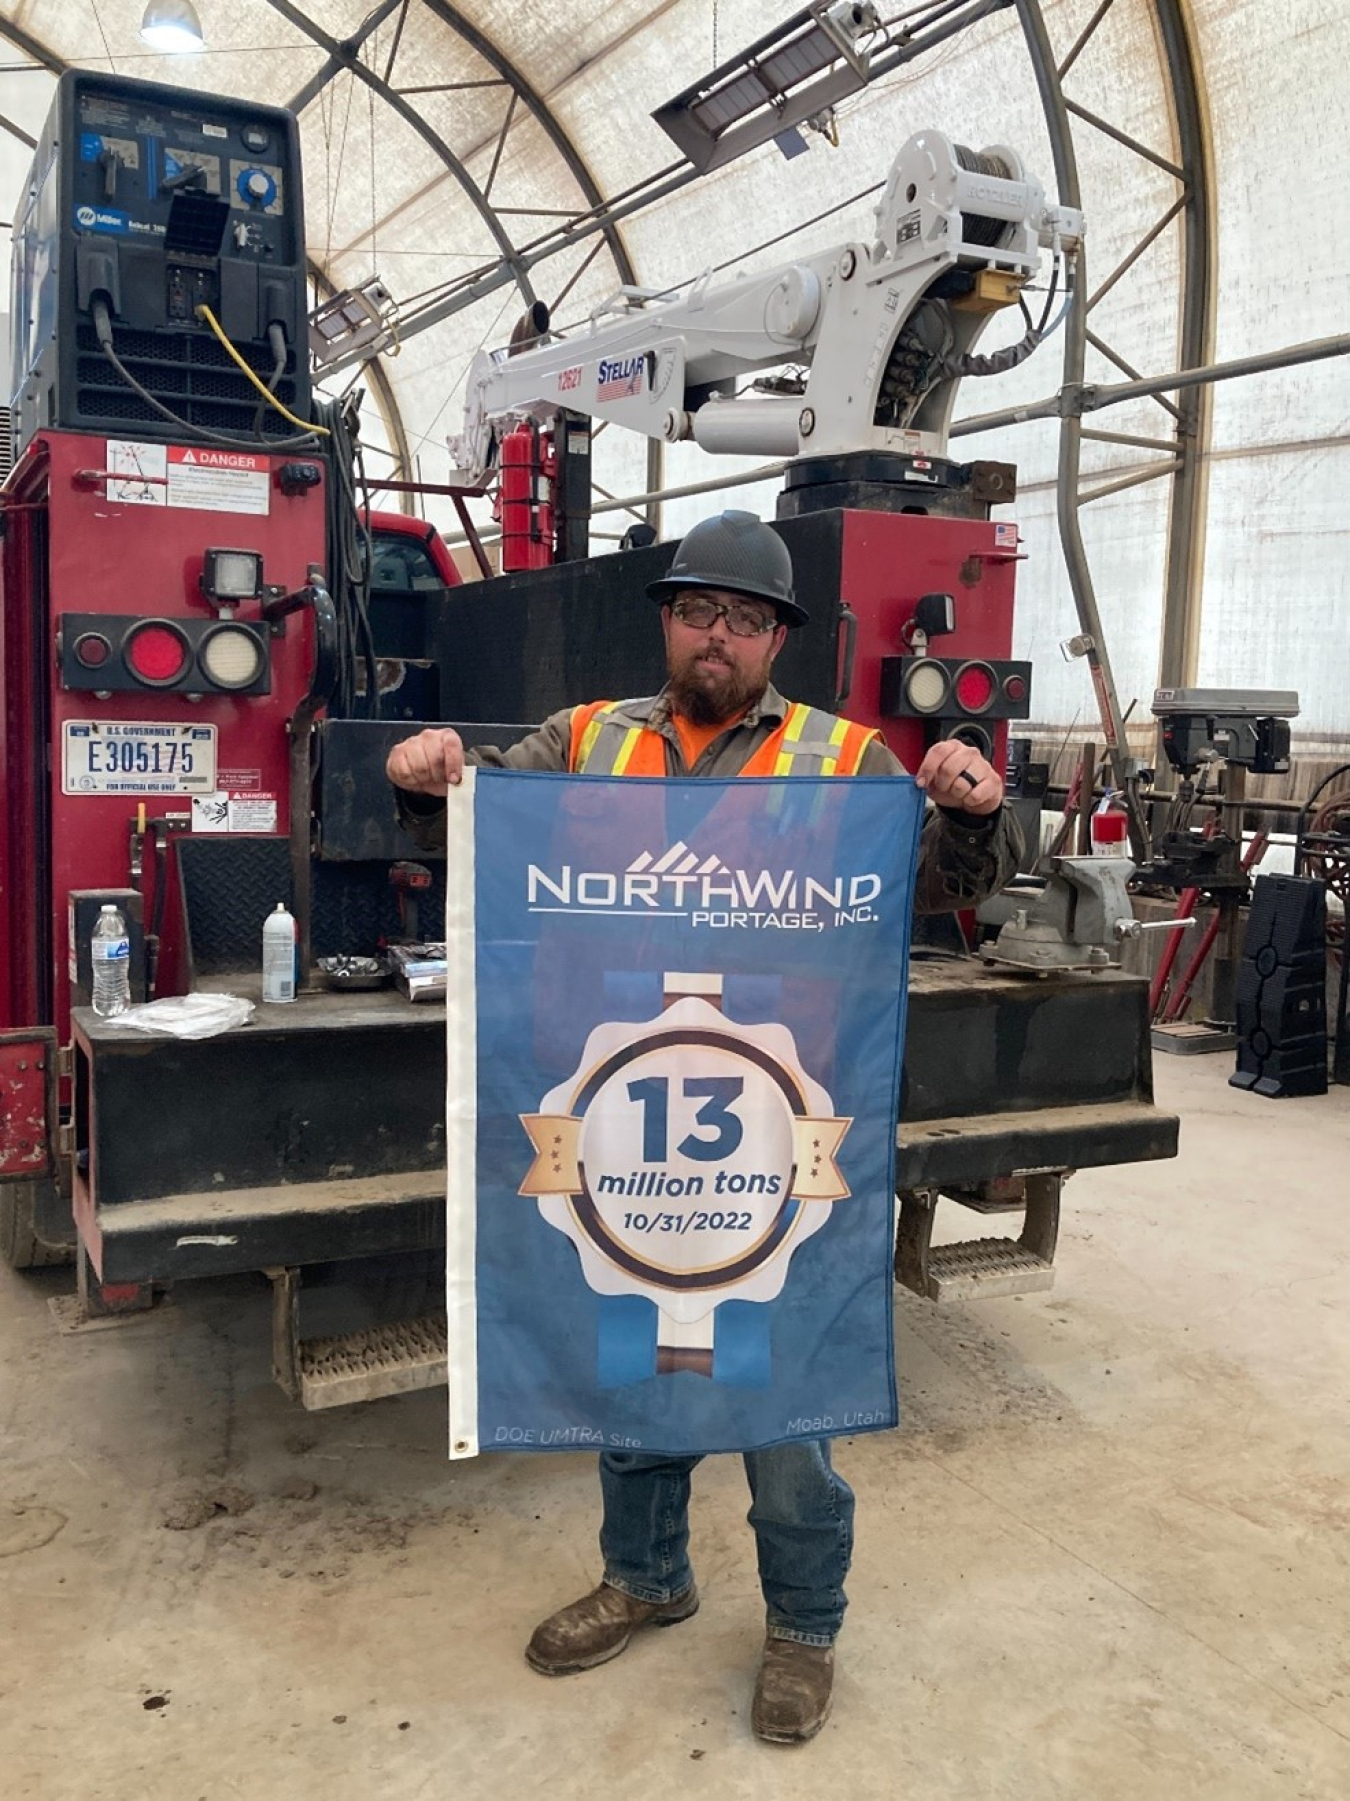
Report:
62,721,218,795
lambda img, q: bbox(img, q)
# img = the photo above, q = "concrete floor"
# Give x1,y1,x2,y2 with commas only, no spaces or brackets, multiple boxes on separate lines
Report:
2,1057,1349,1800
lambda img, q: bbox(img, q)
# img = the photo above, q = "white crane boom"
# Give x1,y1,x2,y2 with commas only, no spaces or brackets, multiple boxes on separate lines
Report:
450,131,1082,485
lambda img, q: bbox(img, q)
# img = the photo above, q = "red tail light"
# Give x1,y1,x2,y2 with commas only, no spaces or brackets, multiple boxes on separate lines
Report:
124,621,190,687
953,661,997,714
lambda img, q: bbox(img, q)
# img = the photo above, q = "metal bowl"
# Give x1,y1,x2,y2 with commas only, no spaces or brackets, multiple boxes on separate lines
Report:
317,955,392,991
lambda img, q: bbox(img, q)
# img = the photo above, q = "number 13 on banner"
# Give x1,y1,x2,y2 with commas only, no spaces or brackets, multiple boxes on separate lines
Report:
519,976,852,1333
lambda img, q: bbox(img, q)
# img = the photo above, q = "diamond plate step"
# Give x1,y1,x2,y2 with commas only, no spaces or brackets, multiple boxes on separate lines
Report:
298,1313,447,1410
925,1238,1055,1303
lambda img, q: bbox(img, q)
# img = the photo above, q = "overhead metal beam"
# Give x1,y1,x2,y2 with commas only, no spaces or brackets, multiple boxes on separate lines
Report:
392,79,507,94
1089,334,1350,407
286,0,406,115
1084,326,1182,421
0,14,66,75
1080,459,1181,505
951,335,1350,437
1154,0,1217,692
1063,96,1185,179
480,90,517,204
1014,0,1140,824
1057,0,1116,79
419,0,640,288
546,236,607,318
265,0,537,307
0,109,36,149
380,0,412,84
1086,193,1188,313
1082,426,1179,453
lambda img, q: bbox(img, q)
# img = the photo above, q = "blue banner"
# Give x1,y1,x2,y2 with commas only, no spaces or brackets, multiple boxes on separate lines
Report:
444,769,924,1458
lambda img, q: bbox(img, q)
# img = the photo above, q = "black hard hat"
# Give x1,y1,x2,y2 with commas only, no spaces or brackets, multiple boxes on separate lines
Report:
647,510,808,627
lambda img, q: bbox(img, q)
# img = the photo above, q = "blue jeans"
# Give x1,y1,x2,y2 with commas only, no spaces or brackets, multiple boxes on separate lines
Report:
598,1441,855,1646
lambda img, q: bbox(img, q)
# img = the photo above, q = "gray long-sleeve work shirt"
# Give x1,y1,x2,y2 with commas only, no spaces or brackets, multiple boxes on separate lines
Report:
396,682,1022,914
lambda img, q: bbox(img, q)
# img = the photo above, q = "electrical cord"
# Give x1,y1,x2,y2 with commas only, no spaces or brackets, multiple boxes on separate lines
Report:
267,319,287,384
350,426,379,718
320,392,380,719
939,252,1068,383
1034,254,1061,334
1036,291,1074,345
251,319,289,436
92,296,386,721
944,261,1055,381
90,298,324,450
196,304,331,436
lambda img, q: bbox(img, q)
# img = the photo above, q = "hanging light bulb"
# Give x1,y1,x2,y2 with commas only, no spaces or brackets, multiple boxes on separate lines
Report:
139,0,206,52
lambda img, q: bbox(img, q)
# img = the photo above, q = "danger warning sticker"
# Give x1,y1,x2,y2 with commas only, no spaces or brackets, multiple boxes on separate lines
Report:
168,446,266,472
192,790,278,833
105,440,272,516
167,445,271,516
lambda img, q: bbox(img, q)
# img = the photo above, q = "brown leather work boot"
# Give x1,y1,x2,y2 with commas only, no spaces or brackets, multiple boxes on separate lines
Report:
751,1636,835,1743
525,1582,699,1676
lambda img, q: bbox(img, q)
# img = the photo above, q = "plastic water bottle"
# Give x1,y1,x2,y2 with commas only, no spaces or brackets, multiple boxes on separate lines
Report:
91,904,131,1018
262,902,297,1003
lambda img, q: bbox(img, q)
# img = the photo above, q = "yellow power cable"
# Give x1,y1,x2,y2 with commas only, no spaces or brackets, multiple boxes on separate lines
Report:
195,304,330,437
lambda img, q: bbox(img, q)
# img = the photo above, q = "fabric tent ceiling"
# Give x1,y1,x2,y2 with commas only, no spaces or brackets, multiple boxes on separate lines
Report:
0,0,1345,741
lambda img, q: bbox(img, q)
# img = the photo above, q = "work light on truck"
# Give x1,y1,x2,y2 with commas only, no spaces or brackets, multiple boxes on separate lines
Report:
200,547,264,607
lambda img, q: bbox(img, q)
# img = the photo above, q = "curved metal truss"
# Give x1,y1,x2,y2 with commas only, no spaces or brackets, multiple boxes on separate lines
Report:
1000,0,1340,842
264,0,650,497
1,0,1344,715
267,0,643,302
1008,0,1217,831
0,0,646,486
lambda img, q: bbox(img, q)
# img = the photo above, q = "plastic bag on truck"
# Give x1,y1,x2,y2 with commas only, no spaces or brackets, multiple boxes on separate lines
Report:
105,994,254,1039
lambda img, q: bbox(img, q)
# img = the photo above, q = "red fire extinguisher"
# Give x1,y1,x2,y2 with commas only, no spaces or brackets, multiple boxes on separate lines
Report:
498,422,557,571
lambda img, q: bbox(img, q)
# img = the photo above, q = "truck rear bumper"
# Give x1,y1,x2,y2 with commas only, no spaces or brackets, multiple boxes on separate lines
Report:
896,1097,1177,1190
71,958,1178,1285
83,1172,443,1285
86,1092,1178,1286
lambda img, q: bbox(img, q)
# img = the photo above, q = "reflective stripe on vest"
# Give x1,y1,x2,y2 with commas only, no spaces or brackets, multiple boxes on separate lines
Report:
570,697,877,777
569,700,664,775
764,703,865,776
739,702,878,777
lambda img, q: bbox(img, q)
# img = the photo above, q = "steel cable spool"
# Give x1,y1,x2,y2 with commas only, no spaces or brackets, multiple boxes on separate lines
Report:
954,144,1018,247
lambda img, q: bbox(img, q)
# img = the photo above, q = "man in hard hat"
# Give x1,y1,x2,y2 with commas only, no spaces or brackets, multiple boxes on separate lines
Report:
388,509,1020,1744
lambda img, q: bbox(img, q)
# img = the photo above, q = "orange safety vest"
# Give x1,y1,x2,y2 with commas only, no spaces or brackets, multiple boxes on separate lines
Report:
568,697,878,777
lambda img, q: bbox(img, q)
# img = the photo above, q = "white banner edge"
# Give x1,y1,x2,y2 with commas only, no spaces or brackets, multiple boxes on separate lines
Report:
444,766,479,1459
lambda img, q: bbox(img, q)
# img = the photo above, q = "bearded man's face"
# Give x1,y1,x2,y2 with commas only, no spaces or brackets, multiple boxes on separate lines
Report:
661,591,786,725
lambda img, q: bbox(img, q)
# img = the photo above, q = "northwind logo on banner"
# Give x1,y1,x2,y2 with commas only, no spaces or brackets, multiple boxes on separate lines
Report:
527,840,883,932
